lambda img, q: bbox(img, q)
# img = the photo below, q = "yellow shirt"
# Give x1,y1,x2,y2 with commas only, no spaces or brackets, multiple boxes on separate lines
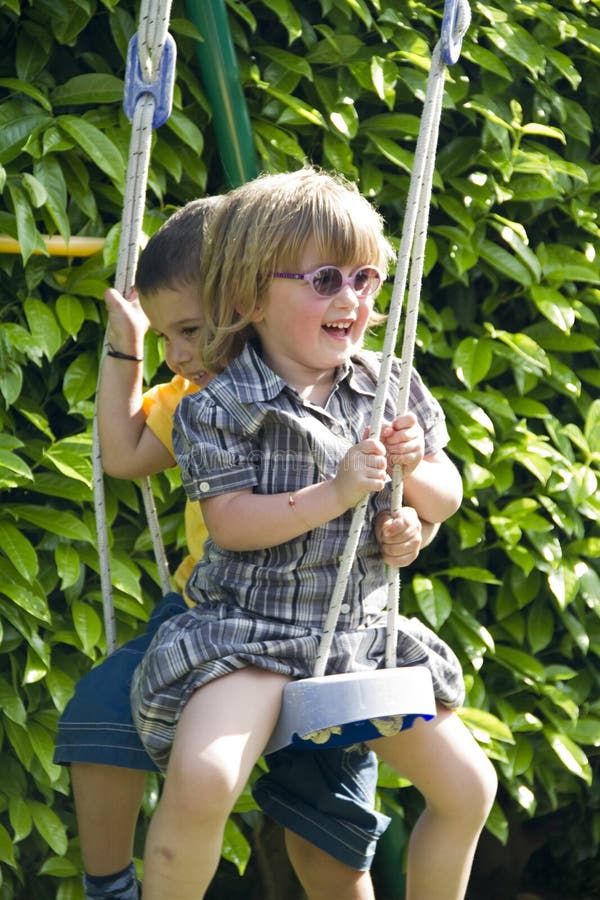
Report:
142,375,208,595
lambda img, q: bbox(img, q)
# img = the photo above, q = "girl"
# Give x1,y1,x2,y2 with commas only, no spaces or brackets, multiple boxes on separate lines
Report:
131,168,497,900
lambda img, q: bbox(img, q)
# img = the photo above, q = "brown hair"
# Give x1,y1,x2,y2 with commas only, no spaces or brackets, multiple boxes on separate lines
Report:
135,196,223,297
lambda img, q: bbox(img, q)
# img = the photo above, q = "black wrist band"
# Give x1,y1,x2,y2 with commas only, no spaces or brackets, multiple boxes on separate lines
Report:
106,343,143,362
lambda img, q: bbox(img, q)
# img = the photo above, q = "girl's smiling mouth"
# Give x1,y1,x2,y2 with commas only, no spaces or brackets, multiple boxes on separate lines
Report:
322,320,354,338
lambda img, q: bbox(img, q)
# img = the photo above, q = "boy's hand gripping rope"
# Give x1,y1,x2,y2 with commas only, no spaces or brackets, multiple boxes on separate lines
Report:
93,0,176,653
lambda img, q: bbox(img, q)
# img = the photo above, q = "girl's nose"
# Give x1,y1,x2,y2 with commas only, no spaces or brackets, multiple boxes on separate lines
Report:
333,285,360,309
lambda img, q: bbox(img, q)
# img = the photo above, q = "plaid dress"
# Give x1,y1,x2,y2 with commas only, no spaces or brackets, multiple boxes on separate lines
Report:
131,344,465,769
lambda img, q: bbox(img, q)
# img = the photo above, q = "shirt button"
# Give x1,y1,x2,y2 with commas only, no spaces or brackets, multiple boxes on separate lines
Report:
199,481,210,493
340,603,350,614
331,424,344,436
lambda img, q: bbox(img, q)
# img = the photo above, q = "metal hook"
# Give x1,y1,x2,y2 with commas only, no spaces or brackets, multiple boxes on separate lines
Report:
441,0,470,66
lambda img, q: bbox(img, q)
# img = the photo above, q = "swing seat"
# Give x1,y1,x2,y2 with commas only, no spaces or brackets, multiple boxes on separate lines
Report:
264,666,436,755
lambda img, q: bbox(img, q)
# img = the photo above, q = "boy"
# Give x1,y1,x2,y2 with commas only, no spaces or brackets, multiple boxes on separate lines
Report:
55,197,417,900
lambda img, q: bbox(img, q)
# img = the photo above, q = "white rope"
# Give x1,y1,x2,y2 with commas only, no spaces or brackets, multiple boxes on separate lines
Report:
314,0,471,677
94,0,175,653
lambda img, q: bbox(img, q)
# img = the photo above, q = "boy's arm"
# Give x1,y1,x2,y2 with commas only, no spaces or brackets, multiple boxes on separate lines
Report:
98,288,174,479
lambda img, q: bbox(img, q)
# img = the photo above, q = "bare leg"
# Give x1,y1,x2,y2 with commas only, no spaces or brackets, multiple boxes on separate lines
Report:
142,668,289,900
71,762,146,875
285,830,376,900
371,706,497,900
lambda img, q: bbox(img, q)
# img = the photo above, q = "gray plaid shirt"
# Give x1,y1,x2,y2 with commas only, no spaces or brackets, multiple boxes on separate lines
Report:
173,343,449,631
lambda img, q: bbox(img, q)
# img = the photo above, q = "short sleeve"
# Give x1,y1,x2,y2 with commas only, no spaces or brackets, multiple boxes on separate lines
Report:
173,391,261,501
407,368,449,457
143,375,197,456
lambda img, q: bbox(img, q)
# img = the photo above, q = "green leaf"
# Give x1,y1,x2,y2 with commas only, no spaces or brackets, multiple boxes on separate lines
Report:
34,155,71,242
493,645,546,682
0,448,33,481
0,676,27,726
0,823,17,867
412,574,451,629
0,559,51,622
166,109,205,154
484,800,509,845
478,240,533,287
29,801,68,855
7,181,47,264
453,337,493,389
51,73,124,105
38,856,79,877
9,796,32,843
487,327,551,375
44,439,93,489
0,521,38,580
368,134,414,174
55,293,85,338
28,722,62,782
55,543,81,590
481,22,546,77
7,504,93,542
459,707,514,744
57,115,125,188
72,598,103,654
221,816,251,875
24,297,63,361
0,77,52,111
544,730,592,784
257,46,311,79
0,111,52,165
45,666,76,713
62,351,98,407
261,0,302,41
526,598,554,653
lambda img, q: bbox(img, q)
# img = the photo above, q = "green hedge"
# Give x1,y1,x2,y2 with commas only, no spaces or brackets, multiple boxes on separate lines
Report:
0,0,599,897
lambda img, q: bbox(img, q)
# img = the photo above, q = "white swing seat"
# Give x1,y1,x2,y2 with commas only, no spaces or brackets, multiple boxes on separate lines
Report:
264,666,436,756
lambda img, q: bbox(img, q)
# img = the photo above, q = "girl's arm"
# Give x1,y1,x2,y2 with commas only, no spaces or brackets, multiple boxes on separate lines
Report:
402,450,463,524
381,414,462,524
200,437,388,552
98,288,174,479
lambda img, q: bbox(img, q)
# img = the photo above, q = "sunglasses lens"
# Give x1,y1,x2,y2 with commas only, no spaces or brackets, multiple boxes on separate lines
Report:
311,266,343,296
353,267,381,295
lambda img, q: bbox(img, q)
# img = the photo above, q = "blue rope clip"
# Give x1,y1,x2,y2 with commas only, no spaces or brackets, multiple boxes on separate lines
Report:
441,0,466,66
123,32,176,129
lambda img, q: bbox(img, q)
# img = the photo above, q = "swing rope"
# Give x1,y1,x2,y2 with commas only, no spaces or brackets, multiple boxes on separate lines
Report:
94,0,176,653
313,0,471,679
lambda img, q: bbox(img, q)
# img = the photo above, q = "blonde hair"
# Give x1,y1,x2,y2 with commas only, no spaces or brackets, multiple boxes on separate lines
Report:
199,167,394,372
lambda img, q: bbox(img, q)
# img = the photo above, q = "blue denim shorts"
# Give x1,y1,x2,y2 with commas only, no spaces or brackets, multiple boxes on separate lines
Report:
253,745,390,870
54,592,390,869
54,593,188,772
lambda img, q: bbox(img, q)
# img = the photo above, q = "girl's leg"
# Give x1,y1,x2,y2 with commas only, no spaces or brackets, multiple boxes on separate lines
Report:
142,667,289,900
371,705,497,900
285,831,375,900
71,762,146,875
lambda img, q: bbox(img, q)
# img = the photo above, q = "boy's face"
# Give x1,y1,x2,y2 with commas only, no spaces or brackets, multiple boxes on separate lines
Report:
141,283,212,387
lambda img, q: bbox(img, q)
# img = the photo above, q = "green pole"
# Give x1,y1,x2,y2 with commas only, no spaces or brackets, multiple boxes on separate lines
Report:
184,0,258,187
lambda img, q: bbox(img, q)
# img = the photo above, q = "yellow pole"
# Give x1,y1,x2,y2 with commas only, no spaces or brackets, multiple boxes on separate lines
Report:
0,235,105,257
